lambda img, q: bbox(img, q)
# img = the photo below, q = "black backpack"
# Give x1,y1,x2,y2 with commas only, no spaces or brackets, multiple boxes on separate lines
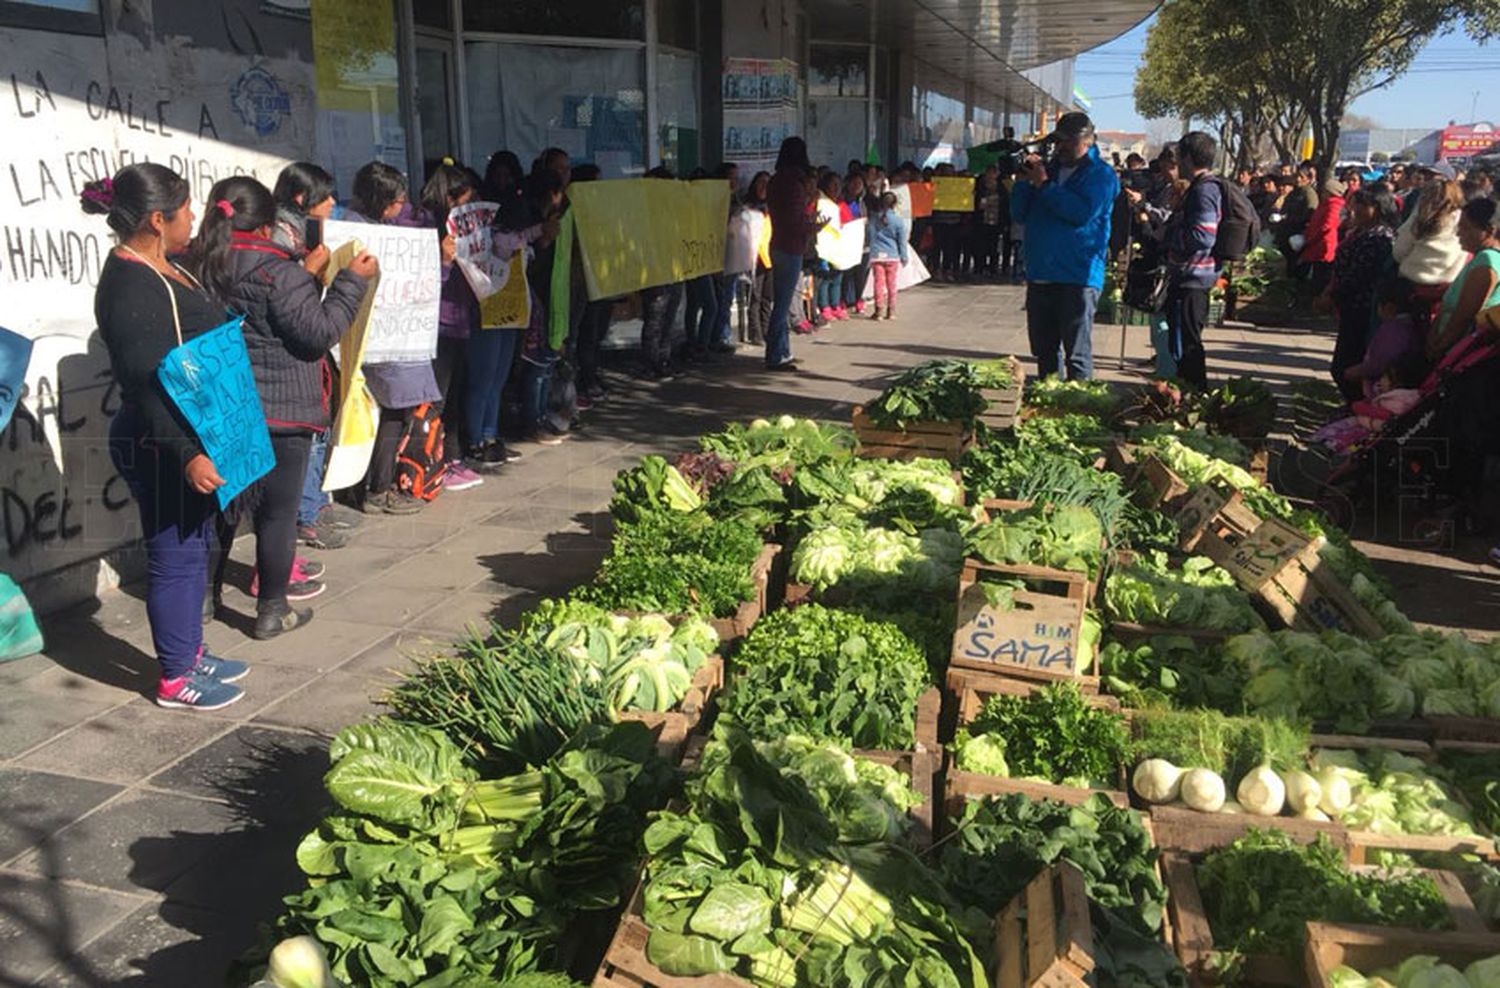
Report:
1209,176,1261,263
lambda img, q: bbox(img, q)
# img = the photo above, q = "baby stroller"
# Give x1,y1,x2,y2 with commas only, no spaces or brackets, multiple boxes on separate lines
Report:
1300,333,1500,532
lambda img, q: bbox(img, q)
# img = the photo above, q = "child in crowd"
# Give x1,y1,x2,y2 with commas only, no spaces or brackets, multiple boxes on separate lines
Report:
813,171,846,323
188,176,373,638
866,192,909,320
345,161,441,514
742,170,774,345
841,172,869,316
1311,350,1428,453
420,160,486,491
271,162,364,552
1342,278,1426,400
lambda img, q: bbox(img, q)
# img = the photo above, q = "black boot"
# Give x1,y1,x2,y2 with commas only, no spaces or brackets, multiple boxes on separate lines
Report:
254,600,314,640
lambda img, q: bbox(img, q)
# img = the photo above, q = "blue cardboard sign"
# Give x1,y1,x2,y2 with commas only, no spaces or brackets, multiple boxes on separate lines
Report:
0,325,33,434
157,317,274,509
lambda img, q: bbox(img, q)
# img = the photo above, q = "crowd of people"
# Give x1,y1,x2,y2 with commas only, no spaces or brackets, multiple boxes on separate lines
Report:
77,118,1500,712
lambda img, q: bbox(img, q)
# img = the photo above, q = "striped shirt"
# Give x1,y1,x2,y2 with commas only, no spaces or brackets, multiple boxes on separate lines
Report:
1167,174,1224,290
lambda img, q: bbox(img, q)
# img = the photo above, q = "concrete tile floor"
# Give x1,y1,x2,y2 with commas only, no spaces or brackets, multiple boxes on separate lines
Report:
3,280,1496,986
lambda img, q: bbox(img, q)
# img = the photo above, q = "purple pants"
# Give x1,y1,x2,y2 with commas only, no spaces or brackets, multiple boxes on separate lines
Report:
110,406,213,680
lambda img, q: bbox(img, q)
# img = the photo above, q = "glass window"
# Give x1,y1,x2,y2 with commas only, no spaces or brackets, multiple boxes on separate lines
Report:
0,0,102,34
413,0,451,30
464,0,644,40
657,49,699,175
658,0,697,51
466,43,645,178
806,99,867,170
311,0,407,195
810,45,867,98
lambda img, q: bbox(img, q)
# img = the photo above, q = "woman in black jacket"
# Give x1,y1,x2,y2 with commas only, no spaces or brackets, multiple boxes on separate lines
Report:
186,176,375,640
84,163,248,711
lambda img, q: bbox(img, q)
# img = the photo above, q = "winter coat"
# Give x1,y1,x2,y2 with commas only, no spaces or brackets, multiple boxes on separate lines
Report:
866,212,909,264
224,232,367,432
1166,173,1224,290
1009,145,1120,291
1300,194,1345,265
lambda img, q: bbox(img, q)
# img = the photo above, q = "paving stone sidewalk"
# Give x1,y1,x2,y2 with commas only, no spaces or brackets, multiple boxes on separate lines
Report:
1,281,1491,986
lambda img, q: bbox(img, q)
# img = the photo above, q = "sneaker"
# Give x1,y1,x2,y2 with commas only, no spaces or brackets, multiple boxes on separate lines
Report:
157,672,244,711
293,557,325,581
445,461,484,491
249,569,326,601
655,364,678,382
319,503,364,529
363,491,424,515
546,410,575,434
297,521,349,550
586,382,608,400
192,650,248,683
575,394,594,411
254,603,314,640
710,341,737,354
854,301,866,315
525,428,567,447
833,305,849,321
793,321,815,335
766,358,800,372
496,442,523,464
819,307,836,323
466,441,506,473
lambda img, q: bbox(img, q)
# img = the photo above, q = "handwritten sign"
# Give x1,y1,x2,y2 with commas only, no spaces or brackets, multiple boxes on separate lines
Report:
156,317,274,509
932,176,976,212
816,217,866,271
322,218,440,364
0,325,33,433
446,200,509,299
570,179,731,300
951,582,1086,680
1223,518,1316,591
321,240,380,492
479,250,531,329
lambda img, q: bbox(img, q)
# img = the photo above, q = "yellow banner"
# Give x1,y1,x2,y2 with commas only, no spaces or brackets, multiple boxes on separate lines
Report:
570,179,731,300
322,240,379,491
932,176,975,212
479,250,532,329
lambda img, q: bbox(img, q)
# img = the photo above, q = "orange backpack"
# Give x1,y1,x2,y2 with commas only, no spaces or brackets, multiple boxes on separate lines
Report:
395,403,448,501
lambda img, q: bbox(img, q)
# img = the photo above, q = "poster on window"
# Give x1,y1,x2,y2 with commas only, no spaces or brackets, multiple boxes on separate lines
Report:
723,58,800,172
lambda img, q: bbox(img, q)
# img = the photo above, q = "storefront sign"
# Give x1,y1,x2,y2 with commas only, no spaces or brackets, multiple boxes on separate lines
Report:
322,219,440,364
1439,122,1497,160
570,179,731,300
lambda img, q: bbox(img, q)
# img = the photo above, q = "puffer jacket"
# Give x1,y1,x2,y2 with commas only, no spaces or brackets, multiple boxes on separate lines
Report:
225,232,367,431
1009,145,1120,291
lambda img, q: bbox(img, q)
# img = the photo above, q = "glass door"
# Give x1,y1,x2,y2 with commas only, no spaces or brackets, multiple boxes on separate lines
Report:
415,37,457,176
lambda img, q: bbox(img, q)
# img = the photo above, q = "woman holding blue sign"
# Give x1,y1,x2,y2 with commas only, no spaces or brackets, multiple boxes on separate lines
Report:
84,164,250,712
188,177,376,642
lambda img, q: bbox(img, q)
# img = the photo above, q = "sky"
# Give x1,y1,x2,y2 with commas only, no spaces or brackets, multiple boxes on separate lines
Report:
1073,15,1500,136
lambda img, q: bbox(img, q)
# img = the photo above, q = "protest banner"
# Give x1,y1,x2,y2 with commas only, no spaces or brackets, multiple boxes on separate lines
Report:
156,318,274,509
322,218,440,364
479,250,532,329
908,182,935,218
0,326,33,433
932,176,976,212
322,240,380,492
569,179,731,300
816,217,866,271
446,200,508,299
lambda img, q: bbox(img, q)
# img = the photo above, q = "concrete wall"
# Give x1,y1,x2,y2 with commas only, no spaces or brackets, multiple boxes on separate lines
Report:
0,1,337,613
722,0,802,61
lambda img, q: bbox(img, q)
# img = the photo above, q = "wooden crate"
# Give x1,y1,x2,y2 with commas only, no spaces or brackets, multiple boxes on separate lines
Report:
1304,922,1500,986
1425,716,1500,745
594,882,755,988
1194,507,1386,639
616,655,723,763
979,356,1026,431
993,864,1097,988
950,560,1096,689
851,405,973,465
937,668,1129,809
709,543,781,645
1165,852,1486,987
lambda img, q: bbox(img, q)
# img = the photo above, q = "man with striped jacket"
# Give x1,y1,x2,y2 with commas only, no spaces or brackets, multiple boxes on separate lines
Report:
1165,131,1225,390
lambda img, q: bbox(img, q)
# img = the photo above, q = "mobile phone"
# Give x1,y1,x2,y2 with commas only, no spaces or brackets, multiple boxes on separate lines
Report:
305,218,323,252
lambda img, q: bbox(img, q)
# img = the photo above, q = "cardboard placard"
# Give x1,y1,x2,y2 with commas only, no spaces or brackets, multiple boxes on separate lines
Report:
952,581,1085,677
321,239,380,492
446,200,508,299
478,250,531,329
932,175,976,212
322,218,440,364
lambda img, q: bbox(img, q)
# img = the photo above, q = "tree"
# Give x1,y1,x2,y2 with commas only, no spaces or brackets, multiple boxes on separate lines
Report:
1371,151,1391,163
1135,0,1500,175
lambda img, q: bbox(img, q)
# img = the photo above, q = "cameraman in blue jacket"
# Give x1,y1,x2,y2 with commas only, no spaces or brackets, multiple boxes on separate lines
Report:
1011,113,1120,380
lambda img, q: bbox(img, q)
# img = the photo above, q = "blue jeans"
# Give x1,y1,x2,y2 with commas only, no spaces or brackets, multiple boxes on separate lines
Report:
713,273,735,345
766,249,802,366
815,270,843,310
465,328,521,444
1025,282,1097,380
299,431,329,527
685,275,718,348
110,406,212,680
521,352,557,431
1149,310,1178,378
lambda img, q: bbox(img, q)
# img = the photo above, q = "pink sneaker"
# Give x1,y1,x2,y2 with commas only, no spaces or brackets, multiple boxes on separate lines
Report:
444,461,484,492
833,305,850,321
794,320,815,334
854,301,866,315
819,307,836,323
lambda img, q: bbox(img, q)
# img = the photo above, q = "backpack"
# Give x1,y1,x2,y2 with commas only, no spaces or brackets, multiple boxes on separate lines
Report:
1210,176,1261,263
394,403,447,501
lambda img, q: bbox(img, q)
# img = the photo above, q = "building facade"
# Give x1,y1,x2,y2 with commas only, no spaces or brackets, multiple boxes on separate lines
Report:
0,0,1154,612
